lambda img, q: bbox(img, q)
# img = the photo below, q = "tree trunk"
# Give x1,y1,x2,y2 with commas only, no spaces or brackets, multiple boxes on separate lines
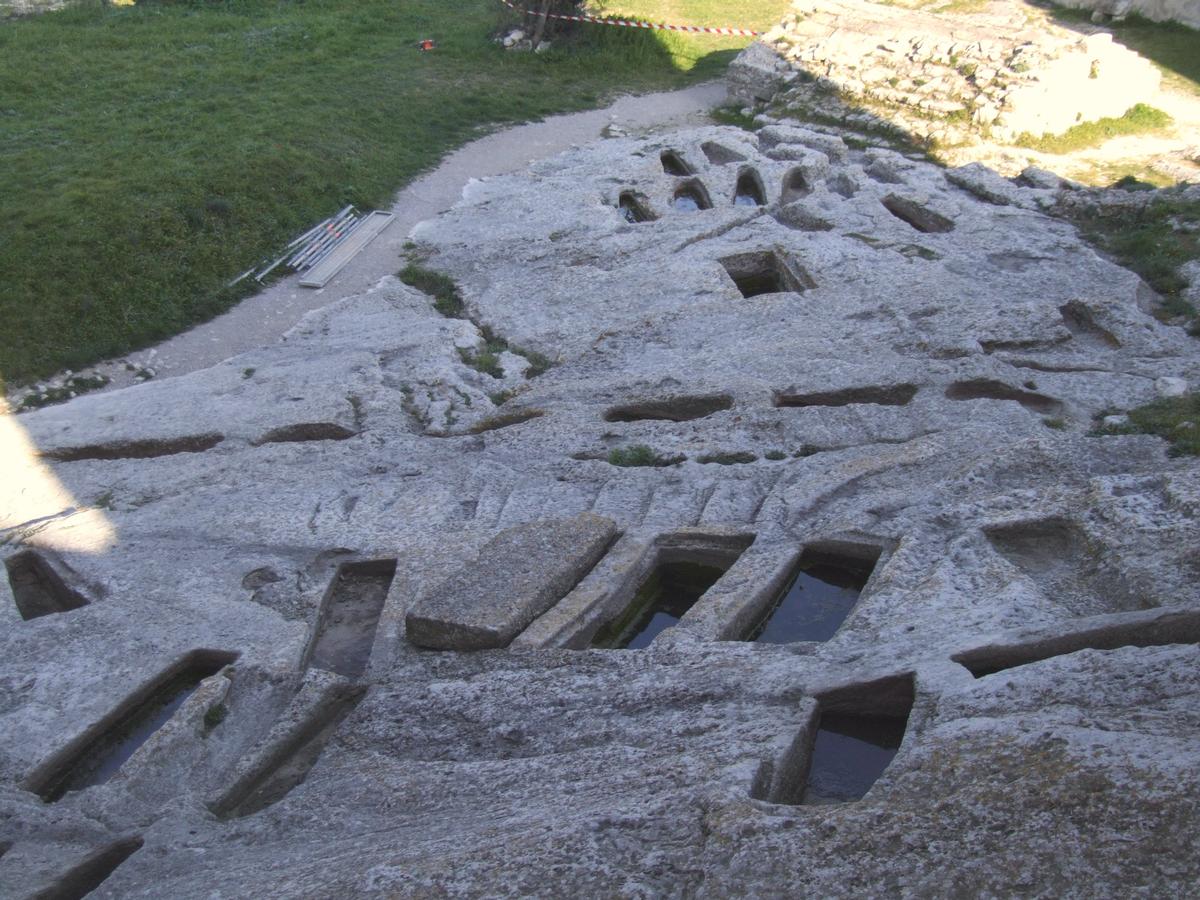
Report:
530,0,553,46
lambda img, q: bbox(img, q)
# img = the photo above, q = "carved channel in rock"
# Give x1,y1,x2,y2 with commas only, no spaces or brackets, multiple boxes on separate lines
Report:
618,190,655,224
603,394,733,423
304,559,397,679
944,379,1063,416
590,535,752,649
758,674,915,805
34,836,144,900
5,550,90,620
213,689,365,820
881,194,955,233
774,384,917,408
733,167,767,207
253,423,357,446
24,650,238,802
781,168,812,203
953,609,1200,677
672,178,712,212
1059,300,1120,348
746,542,883,643
41,434,224,462
659,149,695,176
720,250,815,298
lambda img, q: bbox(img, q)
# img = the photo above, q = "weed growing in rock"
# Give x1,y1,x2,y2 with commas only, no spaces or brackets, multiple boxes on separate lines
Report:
1090,394,1200,456
607,445,684,467
203,703,228,733
399,263,465,318
469,409,545,434
764,449,788,460
458,345,504,379
18,374,110,411
696,451,758,465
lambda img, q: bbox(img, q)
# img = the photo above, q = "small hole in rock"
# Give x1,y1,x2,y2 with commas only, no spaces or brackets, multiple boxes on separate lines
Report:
720,250,815,298
6,550,90,620
774,385,916,408
945,380,1062,416
700,141,747,165
604,394,733,423
39,836,145,900
781,168,812,203
306,559,397,679
672,178,712,212
660,150,694,176
881,194,955,233
618,191,655,224
733,168,766,206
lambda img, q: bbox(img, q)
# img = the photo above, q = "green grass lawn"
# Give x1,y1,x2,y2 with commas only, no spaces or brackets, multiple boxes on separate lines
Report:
0,0,778,386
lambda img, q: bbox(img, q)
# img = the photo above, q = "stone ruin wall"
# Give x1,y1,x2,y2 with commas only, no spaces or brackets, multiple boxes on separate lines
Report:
1057,0,1200,29
732,0,1164,150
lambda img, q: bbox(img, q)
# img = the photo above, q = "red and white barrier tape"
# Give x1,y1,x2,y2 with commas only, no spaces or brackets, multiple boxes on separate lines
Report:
498,1,761,37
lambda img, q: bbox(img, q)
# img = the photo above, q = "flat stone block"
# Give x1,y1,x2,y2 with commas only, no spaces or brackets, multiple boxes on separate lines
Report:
406,513,617,650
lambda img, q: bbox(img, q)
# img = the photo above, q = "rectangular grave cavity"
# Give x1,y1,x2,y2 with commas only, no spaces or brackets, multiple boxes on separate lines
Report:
6,550,89,620
881,194,954,233
25,650,238,802
944,379,1062,416
774,384,917,409
212,688,364,820
35,836,144,900
604,394,733,423
747,541,883,644
757,674,914,805
720,250,815,298
305,559,397,679
953,608,1200,678
590,534,753,650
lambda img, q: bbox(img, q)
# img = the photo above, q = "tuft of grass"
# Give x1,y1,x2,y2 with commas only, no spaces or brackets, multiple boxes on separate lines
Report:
709,104,758,130
469,408,544,434
764,449,787,460
1042,417,1066,430
399,263,466,319
18,373,110,411
1015,104,1172,154
458,345,504,379
696,451,757,465
1090,394,1200,456
202,703,228,733
607,444,684,467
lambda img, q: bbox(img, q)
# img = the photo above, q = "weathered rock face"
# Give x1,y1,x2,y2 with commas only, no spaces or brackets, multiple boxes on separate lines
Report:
1058,0,1200,29
731,0,1162,147
1,124,1199,895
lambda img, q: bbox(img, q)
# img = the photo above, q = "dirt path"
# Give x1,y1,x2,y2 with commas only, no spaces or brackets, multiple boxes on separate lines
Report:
26,82,728,401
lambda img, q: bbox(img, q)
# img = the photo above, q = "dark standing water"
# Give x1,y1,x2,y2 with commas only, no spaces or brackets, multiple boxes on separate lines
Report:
803,712,906,804
591,562,726,649
749,551,878,643
39,651,237,801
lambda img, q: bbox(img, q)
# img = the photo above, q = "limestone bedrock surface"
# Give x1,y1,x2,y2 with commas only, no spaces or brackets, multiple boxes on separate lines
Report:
1,124,1199,896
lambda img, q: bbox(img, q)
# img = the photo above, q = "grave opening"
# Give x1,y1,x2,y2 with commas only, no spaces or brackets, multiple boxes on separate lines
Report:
26,649,238,802
803,709,908,804
213,688,365,819
603,394,733,423
38,836,144,900
747,543,882,643
672,179,712,212
944,379,1063,416
733,168,767,207
618,191,655,224
774,384,917,408
659,150,694,176
781,168,812,203
5,550,90,620
590,536,752,650
881,194,955,233
720,250,814,298
305,559,397,679
700,141,747,165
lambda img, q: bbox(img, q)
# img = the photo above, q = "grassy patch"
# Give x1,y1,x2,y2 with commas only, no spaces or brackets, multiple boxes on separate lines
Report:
399,263,465,319
0,0,768,385
18,373,110,410
1091,394,1200,456
606,444,684,466
458,343,506,379
202,703,228,733
764,449,787,460
696,450,757,464
469,408,545,433
1015,104,1172,154
1066,194,1200,321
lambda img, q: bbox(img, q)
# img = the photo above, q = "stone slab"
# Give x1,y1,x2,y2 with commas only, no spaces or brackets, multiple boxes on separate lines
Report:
405,513,617,649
